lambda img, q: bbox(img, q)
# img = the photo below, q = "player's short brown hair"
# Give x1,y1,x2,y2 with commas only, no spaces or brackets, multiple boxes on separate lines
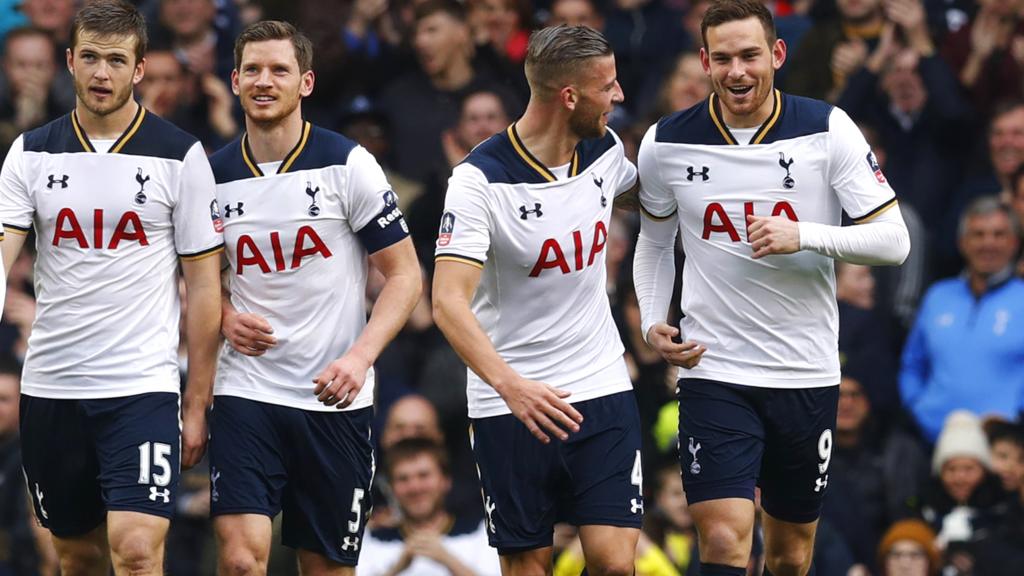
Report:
384,437,450,478
701,0,777,50
525,24,612,99
233,20,314,73
70,0,148,65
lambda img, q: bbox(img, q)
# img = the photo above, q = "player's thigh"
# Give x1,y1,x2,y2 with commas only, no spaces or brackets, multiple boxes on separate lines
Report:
85,393,181,522
296,549,354,576
499,546,553,576
761,513,818,575
213,514,273,572
560,392,644,530
676,379,765,506
106,510,169,568
51,524,110,576
208,396,288,519
19,394,105,538
759,385,839,525
471,413,561,554
281,407,374,566
577,525,640,576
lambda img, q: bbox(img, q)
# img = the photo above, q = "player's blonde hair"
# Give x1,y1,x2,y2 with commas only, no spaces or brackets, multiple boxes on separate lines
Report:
524,25,612,100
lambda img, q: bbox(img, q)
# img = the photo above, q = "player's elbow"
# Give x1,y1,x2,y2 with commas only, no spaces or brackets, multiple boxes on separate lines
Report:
890,224,911,265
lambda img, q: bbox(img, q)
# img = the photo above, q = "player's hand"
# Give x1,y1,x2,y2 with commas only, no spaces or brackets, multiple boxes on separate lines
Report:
181,403,208,469
646,323,705,369
313,352,370,408
747,214,801,259
497,376,583,444
222,308,277,356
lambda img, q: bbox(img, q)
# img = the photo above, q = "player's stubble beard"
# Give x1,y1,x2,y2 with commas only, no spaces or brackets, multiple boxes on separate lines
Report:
568,97,606,140
244,83,303,129
74,72,136,118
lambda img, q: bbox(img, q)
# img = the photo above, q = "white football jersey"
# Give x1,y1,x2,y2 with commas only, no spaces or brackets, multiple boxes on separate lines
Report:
436,125,637,418
639,91,897,388
211,122,408,412
0,107,224,399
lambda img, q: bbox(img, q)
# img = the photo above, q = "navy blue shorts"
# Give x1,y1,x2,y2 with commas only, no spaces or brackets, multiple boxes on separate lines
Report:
677,379,839,524
471,391,644,555
208,396,374,565
19,392,181,538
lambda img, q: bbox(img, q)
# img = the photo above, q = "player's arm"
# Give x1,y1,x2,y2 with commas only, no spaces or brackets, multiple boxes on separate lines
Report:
432,260,582,443
0,136,33,277
313,237,421,407
220,256,277,356
633,126,704,368
180,253,221,468
747,108,910,265
0,230,26,276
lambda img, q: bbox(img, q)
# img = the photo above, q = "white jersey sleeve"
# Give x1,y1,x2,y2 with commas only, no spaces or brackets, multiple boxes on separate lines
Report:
637,125,677,219
345,146,408,254
827,107,898,222
610,130,638,196
0,136,33,230
174,142,224,258
435,163,492,265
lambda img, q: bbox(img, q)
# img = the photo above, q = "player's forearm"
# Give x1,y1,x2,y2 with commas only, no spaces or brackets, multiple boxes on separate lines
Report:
349,266,421,365
183,257,222,408
798,205,910,265
1,230,26,276
633,214,679,342
433,293,518,391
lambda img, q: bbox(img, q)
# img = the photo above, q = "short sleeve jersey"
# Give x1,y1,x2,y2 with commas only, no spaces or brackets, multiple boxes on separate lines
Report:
639,91,897,388
0,107,223,399
436,125,637,418
210,123,408,412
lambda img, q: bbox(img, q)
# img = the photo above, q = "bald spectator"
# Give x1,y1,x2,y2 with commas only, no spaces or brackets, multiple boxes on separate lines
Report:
901,197,1024,442
383,395,446,450
0,27,63,159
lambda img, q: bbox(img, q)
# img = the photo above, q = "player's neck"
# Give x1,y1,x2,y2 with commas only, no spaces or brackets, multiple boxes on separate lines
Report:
245,112,305,164
514,104,578,168
719,87,775,129
74,99,140,140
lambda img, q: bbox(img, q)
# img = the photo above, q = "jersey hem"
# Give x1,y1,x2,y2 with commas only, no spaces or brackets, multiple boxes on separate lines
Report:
19,383,181,400
677,367,840,389
213,388,374,412
468,380,633,419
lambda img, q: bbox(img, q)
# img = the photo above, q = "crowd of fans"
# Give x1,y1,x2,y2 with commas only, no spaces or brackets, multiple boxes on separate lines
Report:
1,0,1023,574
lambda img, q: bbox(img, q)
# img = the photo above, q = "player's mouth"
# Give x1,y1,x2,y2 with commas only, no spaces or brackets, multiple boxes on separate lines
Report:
89,86,113,98
252,94,277,105
726,85,754,97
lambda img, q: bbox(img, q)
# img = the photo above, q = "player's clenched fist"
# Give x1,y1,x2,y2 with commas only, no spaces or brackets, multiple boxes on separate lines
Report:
222,308,277,356
747,214,801,259
181,403,208,470
313,353,370,408
496,376,584,444
646,322,705,369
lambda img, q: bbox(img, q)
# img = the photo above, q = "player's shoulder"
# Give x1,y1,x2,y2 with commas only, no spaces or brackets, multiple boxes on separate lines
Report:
211,122,360,185
654,91,834,145
117,108,199,160
22,113,77,154
461,125,621,185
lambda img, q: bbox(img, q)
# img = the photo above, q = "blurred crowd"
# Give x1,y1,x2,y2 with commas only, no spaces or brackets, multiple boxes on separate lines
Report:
1,0,1024,575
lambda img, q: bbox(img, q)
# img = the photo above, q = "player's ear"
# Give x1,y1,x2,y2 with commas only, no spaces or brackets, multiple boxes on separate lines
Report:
133,56,146,86
299,69,314,98
699,47,711,76
560,85,577,111
230,69,240,96
66,47,74,76
772,38,786,71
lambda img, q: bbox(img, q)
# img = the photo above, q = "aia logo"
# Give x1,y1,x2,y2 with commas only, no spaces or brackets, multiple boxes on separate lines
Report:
235,226,333,275
530,221,607,277
702,201,799,242
51,208,149,249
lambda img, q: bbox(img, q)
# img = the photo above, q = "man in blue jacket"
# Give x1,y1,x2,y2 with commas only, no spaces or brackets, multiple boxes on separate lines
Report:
901,196,1024,441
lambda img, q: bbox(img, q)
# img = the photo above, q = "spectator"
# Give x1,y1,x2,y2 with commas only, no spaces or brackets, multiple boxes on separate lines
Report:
603,0,686,114
546,0,605,30
358,438,500,576
784,0,887,102
469,0,533,65
154,0,235,84
836,1,971,229
986,420,1024,494
900,196,1024,441
940,0,1024,118
920,411,1021,575
836,262,900,415
830,369,928,560
642,52,710,123
135,48,238,149
876,519,940,576
381,394,446,450
378,0,520,182
0,28,65,159
642,463,696,574
18,0,74,50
